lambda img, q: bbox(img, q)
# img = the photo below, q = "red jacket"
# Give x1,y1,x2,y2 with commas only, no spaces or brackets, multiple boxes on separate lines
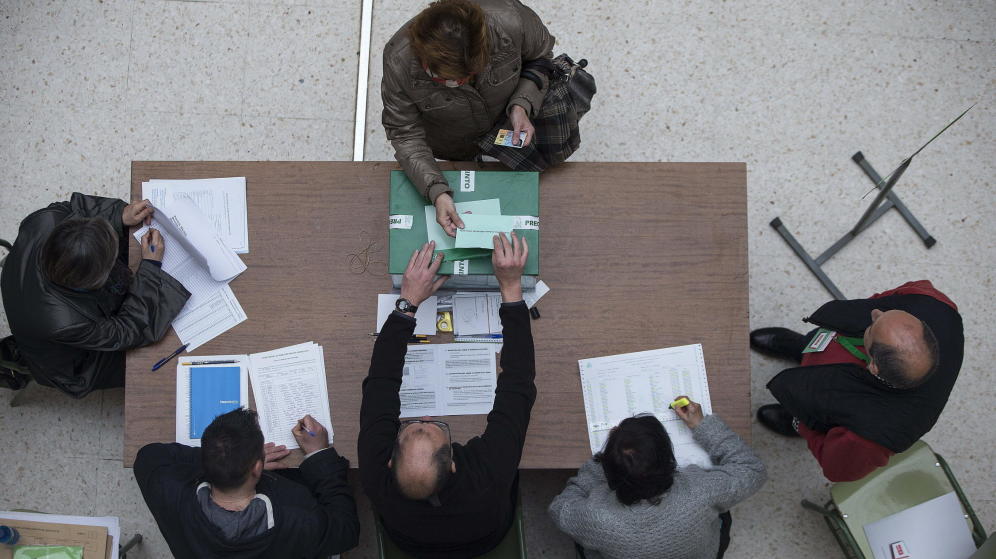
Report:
797,281,957,482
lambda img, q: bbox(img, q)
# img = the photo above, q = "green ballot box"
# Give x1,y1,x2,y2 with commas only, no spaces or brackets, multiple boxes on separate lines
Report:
389,170,540,284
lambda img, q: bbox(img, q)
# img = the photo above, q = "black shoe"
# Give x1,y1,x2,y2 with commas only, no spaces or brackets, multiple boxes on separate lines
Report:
756,404,800,437
750,327,807,362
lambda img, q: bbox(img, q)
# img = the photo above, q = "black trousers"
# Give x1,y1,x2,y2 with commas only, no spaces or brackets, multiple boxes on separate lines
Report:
575,511,733,558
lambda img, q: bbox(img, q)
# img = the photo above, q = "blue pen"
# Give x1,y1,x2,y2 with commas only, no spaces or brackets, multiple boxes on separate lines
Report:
299,419,316,437
152,344,188,371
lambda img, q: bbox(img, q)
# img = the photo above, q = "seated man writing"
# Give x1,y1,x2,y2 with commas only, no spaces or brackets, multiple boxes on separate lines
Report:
359,232,534,558
135,409,359,558
753,280,963,482
0,193,189,396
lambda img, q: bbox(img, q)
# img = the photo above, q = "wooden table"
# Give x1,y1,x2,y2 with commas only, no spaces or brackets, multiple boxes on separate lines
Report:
125,161,748,468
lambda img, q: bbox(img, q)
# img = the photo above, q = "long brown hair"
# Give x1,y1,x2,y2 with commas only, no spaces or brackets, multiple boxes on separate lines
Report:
409,0,490,80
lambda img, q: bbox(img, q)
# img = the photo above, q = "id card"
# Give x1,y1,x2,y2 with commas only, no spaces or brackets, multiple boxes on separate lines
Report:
802,328,835,353
494,129,526,148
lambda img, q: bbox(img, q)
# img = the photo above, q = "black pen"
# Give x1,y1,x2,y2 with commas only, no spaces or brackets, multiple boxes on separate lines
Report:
152,344,188,371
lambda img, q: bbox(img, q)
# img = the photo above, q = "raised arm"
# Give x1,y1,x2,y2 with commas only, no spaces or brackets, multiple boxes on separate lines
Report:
476,233,537,482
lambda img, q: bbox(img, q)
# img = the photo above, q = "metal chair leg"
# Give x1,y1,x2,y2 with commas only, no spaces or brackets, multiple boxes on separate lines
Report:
119,533,142,558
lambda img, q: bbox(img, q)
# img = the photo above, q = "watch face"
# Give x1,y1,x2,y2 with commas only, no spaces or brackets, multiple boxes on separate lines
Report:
396,298,414,312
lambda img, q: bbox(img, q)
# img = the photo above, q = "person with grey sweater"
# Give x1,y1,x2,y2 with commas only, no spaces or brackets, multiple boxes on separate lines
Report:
549,398,767,559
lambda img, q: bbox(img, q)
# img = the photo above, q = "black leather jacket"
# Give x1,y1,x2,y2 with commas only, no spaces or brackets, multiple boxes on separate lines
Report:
0,193,189,397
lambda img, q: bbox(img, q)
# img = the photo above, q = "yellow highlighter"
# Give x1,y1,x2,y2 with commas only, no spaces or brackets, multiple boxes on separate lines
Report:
670,397,690,409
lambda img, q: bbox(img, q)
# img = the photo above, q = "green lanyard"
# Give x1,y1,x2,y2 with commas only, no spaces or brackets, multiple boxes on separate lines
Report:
836,335,870,364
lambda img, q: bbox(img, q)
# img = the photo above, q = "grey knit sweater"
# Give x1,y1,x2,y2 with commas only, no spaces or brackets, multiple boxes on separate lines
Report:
548,415,767,559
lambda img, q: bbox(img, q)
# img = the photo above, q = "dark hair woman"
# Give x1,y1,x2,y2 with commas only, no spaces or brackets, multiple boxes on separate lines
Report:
549,398,768,559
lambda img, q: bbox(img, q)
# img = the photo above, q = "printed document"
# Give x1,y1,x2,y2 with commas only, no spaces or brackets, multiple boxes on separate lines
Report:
249,342,334,450
143,177,249,253
376,294,438,336
863,492,977,559
176,354,249,447
453,292,503,335
455,214,516,249
425,198,501,250
400,343,497,417
134,198,247,350
579,344,714,468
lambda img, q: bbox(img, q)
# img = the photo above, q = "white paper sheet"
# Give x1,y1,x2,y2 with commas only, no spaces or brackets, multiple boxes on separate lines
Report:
424,198,502,250
175,354,249,447
143,177,249,254
400,343,497,417
523,279,550,308
578,344,714,469
170,285,247,351
149,198,246,282
376,294,438,336
249,342,334,450
0,511,121,559
863,492,977,559
453,292,503,335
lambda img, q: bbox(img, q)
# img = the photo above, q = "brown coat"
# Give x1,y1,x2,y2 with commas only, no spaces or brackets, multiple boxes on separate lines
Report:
381,0,555,202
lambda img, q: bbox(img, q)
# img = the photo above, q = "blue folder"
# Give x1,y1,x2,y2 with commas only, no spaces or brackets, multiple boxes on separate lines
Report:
189,366,242,439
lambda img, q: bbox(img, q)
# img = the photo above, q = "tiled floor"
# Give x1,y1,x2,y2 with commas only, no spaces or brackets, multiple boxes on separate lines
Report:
1,1,993,558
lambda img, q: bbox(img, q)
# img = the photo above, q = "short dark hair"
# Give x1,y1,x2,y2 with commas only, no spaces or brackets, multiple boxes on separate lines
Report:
40,217,118,290
201,408,264,490
870,320,940,390
410,0,490,79
391,434,453,500
595,416,677,506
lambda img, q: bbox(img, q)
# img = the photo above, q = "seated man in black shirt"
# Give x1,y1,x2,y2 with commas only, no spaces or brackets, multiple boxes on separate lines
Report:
359,232,536,558
135,409,359,558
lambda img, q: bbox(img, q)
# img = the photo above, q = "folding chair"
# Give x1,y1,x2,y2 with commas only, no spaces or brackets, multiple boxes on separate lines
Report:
374,496,527,559
801,440,988,558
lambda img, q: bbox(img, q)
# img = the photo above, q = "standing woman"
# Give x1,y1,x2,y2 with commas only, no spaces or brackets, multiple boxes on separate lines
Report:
381,0,555,236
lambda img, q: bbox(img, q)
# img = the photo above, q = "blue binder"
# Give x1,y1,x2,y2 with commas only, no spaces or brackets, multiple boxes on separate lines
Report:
189,366,242,439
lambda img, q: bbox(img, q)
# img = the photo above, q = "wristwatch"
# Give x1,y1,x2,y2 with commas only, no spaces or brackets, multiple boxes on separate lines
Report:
395,298,418,314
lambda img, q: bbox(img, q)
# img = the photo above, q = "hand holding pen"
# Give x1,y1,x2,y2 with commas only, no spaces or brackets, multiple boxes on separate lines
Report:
293,414,330,455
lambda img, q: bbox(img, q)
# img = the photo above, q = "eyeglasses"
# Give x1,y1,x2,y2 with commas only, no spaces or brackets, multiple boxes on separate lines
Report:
399,419,452,440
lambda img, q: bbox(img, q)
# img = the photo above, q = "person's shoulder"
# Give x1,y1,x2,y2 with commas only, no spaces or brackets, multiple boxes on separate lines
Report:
383,18,416,62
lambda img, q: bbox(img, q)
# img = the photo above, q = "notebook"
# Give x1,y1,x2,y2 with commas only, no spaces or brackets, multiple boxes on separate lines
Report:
189,366,243,439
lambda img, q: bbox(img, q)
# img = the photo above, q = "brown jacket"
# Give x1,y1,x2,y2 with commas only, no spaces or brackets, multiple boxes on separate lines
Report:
381,0,555,202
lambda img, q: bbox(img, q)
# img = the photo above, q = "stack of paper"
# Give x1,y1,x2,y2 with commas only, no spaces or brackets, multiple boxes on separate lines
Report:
578,344,715,469
134,197,247,350
142,177,249,254
375,294,438,336
399,343,497,417
176,343,334,450
0,511,121,559
249,342,333,450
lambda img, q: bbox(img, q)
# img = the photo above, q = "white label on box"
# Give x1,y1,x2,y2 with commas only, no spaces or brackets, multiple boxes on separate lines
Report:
453,260,469,275
460,171,475,192
512,215,540,230
389,214,413,229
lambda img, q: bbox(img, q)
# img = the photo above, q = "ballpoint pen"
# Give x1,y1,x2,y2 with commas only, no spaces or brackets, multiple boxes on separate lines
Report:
180,360,239,366
152,344,188,371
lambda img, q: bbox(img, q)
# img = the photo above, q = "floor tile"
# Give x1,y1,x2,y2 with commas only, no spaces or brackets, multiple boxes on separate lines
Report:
0,449,97,516
244,3,360,121
6,0,133,112
0,384,105,458
127,0,249,115
238,116,353,160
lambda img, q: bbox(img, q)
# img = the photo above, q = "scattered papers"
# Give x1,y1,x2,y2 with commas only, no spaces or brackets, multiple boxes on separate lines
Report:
453,292,503,335
376,294,438,336
176,355,249,447
170,285,246,351
143,177,249,254
425,198,501,250
579,344,714,468
249,342,333,450
863,492,977,559
455,214,516,249
400,343,497,417
134,198,247,350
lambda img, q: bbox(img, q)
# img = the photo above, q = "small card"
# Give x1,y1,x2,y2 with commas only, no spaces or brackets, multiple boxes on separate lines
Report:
455,214,516,249
802,328,836,353
494,129,526,148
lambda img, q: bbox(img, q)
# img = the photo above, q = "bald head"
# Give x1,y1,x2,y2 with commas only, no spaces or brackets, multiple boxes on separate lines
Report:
391,422,454,501
863,309,939,389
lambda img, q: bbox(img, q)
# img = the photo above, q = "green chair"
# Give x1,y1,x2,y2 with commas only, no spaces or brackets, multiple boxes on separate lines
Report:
374,498,527,559
802,440,989,559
